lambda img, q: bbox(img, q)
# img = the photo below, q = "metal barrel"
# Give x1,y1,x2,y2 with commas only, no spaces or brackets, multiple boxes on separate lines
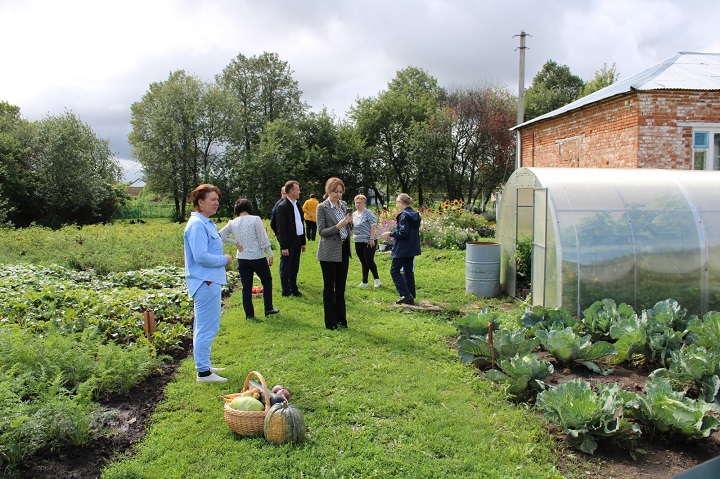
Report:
465,242,501,298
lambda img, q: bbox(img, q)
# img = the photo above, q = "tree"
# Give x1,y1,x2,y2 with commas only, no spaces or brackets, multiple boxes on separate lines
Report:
0,102,43,226
524,60,584,121
351,66,445,205
580,63,619,97
130,71,214,220
32,111,123,227
218,52,306,154
443,85,516,210
215,52,307,213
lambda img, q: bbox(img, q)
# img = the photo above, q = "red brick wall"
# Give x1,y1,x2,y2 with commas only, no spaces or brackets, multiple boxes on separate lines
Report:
518,90,720,169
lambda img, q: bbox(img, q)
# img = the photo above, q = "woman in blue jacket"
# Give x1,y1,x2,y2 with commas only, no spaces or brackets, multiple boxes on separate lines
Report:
184,184,233,383
381,193,421,305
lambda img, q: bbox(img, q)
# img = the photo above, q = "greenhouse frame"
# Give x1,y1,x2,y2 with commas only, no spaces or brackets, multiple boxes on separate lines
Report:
497,167,720,316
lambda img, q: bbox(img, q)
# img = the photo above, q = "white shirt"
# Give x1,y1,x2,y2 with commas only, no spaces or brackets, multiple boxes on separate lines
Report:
218,215,273,260
290,199,304,236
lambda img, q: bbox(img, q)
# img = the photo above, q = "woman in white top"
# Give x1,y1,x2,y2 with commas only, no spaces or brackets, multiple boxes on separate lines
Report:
219,198,279,320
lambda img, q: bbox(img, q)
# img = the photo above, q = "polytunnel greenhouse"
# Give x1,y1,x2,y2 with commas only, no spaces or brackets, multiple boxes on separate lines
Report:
496,167,720,316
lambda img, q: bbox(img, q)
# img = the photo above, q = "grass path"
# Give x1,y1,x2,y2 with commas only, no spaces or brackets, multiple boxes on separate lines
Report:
102,241,565,479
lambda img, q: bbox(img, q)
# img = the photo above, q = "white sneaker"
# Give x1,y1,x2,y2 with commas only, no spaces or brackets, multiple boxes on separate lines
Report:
374,279,381,288
358,282,369,287
197,372,228,383
210,367,225,374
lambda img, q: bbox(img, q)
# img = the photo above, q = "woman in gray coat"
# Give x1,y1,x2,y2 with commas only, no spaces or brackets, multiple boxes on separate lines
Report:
316,177,352,329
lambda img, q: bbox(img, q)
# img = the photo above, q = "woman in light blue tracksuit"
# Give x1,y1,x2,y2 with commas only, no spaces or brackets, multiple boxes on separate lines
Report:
184,184,233,383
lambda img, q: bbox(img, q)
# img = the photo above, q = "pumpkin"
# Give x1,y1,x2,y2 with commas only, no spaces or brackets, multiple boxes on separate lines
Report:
263,402,306,445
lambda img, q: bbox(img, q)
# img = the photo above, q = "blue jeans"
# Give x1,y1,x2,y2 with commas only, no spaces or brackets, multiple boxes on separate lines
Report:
390,256,416,298
192,281,222,373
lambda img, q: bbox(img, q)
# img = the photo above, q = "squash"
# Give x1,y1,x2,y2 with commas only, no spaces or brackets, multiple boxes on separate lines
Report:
263,402,306,445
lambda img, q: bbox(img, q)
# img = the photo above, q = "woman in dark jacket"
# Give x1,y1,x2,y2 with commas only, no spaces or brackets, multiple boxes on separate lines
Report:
381,193,421,305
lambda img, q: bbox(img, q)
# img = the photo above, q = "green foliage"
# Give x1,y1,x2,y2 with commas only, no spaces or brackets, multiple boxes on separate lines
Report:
453,308,501,340
580,62,619,97
458,328,540,368
33,111,124,227
520,305,580,335
511,234,532,278
0,220,226,273
685,311,720,350
485,353,553,397
0,325,161,466
626,376,720,439
609,299,687,368
649,345,720,403
534,328,616,375
0,104,123,228
523,60,584,121
418,207,491,250
582,298,637,341
0,263,238,354
536,379,640,454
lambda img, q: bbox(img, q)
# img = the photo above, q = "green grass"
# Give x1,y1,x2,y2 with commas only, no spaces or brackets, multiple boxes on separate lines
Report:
0,219,235,274
101,240,564,479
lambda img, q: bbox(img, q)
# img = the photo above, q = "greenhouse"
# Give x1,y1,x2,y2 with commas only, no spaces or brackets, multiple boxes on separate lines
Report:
497,167,720,316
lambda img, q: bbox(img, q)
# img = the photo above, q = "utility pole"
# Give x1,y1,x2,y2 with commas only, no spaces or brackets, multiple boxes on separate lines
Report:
514,30,529,169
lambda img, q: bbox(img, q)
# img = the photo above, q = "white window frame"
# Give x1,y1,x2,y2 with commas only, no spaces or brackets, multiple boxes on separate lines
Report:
681,122,720,170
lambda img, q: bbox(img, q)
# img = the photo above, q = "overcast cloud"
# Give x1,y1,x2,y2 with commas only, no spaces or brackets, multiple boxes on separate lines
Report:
3,0,720,181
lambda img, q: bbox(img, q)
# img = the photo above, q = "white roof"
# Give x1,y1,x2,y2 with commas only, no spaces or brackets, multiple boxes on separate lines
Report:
514,52,720,129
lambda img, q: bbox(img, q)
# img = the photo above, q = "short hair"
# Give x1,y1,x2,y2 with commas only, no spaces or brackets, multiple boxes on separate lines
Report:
190,184,221,208
397,193,413,206
234,198,253,215
323,177,345,198
354,194,367,203
309,194,316,199
284,180,298,195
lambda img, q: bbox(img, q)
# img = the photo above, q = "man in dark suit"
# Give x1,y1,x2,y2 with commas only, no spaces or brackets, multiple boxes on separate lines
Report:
276,180,306,296
269,187,286,237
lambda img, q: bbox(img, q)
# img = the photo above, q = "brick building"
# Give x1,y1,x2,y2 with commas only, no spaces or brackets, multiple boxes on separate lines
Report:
514,52,720,171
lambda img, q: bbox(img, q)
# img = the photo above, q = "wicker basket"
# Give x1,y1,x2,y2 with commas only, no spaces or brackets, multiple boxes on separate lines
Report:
222,371,271,436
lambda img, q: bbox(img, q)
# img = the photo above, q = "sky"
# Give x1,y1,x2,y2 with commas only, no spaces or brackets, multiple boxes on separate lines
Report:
3,0,720,182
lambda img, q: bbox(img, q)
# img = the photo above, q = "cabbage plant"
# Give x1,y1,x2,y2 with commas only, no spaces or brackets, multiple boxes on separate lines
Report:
610,304,685,368
685,311,720,351
457,328,540,368
484,353,553,397
582,299,637,341
453,308,501,341
536,378,640,454
521,305,580,336
535,327,616,375
626,376,720,439
649,345,720,403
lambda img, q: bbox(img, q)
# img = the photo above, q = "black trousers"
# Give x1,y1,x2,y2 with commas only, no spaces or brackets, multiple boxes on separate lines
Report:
354,241,379,283
305,220,317,241
237,258,273,318
279,237,303,295
319,240,350,329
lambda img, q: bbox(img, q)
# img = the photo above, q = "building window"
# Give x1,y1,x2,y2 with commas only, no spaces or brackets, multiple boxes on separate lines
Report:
692,129,720,170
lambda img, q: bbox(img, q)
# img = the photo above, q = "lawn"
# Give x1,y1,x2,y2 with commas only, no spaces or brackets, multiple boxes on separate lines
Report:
100,237,562,479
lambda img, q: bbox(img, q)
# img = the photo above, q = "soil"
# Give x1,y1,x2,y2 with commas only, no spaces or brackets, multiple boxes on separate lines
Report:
12,361,181,479
12,350,720,479
542,357,720,479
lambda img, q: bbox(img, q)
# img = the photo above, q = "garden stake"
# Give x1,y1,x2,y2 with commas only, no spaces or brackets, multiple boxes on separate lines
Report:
143,310,156,340
488,322,494,369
